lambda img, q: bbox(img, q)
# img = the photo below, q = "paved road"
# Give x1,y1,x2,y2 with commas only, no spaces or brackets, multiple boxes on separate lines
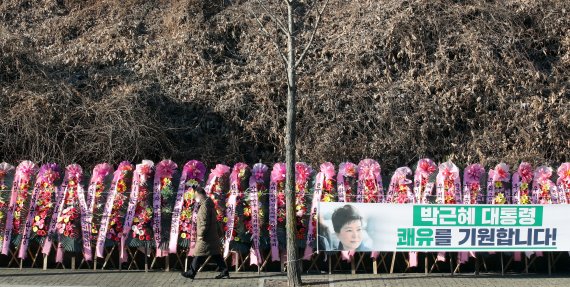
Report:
0,269,569,287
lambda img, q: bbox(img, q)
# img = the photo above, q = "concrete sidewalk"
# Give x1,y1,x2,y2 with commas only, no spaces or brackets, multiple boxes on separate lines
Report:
0,269,570,287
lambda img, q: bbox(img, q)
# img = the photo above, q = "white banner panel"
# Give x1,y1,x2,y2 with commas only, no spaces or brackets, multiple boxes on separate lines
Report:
318,203,567,252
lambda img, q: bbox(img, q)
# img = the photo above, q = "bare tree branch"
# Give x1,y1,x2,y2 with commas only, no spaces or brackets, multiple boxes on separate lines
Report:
251,9,289,64
295,0,330,68
256,0,290,36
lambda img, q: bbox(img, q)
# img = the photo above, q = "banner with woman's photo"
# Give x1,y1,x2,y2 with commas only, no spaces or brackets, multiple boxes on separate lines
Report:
317,202,570,252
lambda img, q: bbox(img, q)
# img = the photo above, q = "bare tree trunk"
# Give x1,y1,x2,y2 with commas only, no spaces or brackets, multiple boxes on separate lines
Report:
251,1,329,285
285,1,302,286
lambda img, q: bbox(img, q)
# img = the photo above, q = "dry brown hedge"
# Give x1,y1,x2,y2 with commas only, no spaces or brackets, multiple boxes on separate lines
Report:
0,0,568,172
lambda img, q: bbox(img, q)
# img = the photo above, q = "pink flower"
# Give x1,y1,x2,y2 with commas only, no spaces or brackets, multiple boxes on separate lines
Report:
118,161,133,171
534,166,552,182
493,163,510,182
416,158,437,177
557,163,570,186
16,160,37,182
394,167,412,185
295,162,313,184
358,159,381,181
135,161,154,184
439,161,459,180
464,163,485,184
91,163,113,184
271,163,286,183
230,162,249,182
114,161,133,181
396,192,409,203
184,160,206,182
211,164,230,178
320,162,335,180
389,167,412,203
156,160,177,178
518,162,533,183
39,163,61,184
110,162,133,188
139,160,154,176
233,162,248,174
65,164,83,182
252,163,268,181
339,162,357,177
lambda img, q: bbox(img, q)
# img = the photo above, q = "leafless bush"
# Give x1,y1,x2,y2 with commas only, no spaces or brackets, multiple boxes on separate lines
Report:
0,0,568,171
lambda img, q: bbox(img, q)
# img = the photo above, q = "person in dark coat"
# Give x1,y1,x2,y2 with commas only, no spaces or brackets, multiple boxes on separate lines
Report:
181,186,229,280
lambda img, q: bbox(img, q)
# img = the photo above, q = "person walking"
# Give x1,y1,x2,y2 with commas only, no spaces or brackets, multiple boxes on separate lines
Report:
181,186,229,280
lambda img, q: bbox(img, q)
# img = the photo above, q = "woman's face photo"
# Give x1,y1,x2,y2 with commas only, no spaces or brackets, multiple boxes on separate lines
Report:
337,219,362,251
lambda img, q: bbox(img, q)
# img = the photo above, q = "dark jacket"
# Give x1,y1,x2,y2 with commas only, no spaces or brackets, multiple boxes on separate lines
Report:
194,197,222,256
317,222,332,251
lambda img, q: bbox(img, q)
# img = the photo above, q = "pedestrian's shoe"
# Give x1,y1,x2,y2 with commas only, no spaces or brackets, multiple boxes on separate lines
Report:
214,272,230,279
181,271,195,281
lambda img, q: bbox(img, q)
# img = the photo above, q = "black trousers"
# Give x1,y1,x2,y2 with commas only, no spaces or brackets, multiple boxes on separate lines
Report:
188,254,228,276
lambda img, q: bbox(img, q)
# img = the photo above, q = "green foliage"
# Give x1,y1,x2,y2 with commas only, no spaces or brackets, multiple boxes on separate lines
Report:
60,236,81,253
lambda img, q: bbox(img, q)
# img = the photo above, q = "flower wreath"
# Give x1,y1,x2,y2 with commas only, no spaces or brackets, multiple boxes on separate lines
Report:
337,162,357,202
436,161,461,204
56,164,84,252
225,162,250,257
357,159,383,203
246,163,268,265
87,163,113,246
0,163,15,247
170,160,206,251
304,162,335,259
487,163,511,205
1,161,36,255
29,163,61,242
127,161,155,246
105,161,133,244
153,159,177,255
387,167,413,203
207,164,230,223
269,162,286,256
413,158,437,204
294,162,313,242
557,163,570,204
463,164,485,205
512,162,533,204
533,166,556,204
245,163,268,244
18,163,60,260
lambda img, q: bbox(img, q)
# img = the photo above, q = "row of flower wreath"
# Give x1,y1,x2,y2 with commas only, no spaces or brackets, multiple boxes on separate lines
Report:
0,159,569,265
